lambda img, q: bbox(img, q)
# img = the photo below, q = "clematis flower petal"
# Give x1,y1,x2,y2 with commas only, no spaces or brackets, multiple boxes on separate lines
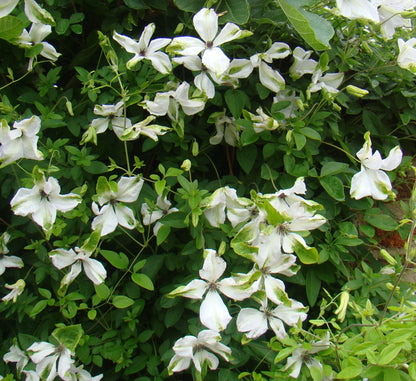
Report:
83,258,107,285
259,61,285,93
200,290,232,331
202,46,230,76
0,0,18,17
193,8,218,43
199,249,226,282
237,308,268,338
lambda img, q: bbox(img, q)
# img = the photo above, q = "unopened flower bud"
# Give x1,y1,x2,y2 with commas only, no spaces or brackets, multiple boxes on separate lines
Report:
386,282,399,291
346,85,369,98
181,159,191,171
334,291,349,323
379,249,397,266
174,23,184,35
65,99,74,116
401,11,416,18
218,241,226,256
192,141,199,157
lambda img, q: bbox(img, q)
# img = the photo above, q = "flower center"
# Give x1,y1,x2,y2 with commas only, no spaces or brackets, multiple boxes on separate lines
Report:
139,49,146,56
206,41,213,48
207,282,218,291
40,190,49,201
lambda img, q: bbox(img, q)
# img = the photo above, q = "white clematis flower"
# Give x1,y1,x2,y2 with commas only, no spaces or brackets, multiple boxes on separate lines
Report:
120,115,170,141
273,89,300,120
0,232,24,275
50,246,107,286
141,195,178,235
3,344,29,375
17,23,60,70
168,8,242,76
208,112,240,146
2,279,25,303
28,341,74,381
10,175,81,232
168,329,232,374
169,249,253,331
335,0,380,22
350,132,402,200
289,47,318,79
0,0,19,17
309,70,344,96
246,107,279,133
65,365,103,381
113,24,171,73
237,294,307,339
142,81,205,122
397,38,416,73
0,116,43,166
92,176,144,236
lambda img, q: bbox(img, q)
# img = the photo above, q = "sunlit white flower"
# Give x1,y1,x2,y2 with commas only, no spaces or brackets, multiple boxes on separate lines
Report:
2,279,25,303
309,71,344,95
168,329,232,374
273,89,300,120
169,249,253,331
0,0,18,17
92,176,144,236
208,112,240,146
142,81,205,121
211,58,253,88
335,0,380,22
65,365,103,381
24,0,55,25
28,341,74,381
289,47,318,79
237,294,307,339
284,334,331,379
246,107,279,133
120,115,170,141
250,42,290,93
50,246,106,285
10,175,81,232
168,8,242,76
350,132,402,200
17,23,60,70
3,344,28,374
397,38,416,73
23,371,39,381
0,116,43,166
113,24,171,73
141,195,178,235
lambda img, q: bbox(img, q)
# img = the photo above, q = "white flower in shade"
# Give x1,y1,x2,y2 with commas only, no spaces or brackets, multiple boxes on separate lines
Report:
3,344,29,374
10,175,81,232
168,329,232,374
120,115,170,141
0,0,18,17
0,232,24,275
397,38,416,73
23,371,39,381
28,341,74,381
250,42,290,93
335,0,380,22
142,81,205,122
208,112,240,146
141,195,178,235
17,23,60,70
283,333,331,379
273,89,300,120
309,71,344,95
2,279,25,303
237,294,307,339
289,47,318,79
24,0,55,25
92,176,144,236
246,107,279,133
50,246,106,286
113,24,171,73
65,365,103,381
0,116,43,166
211,58,253,88
167,8,242,76
169,249,253,331
350,132,402,200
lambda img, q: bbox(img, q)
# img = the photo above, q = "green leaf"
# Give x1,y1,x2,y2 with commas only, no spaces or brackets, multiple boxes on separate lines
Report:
364,211,398,231
294,242,319,264
85,161,108,174
301,127,321,140
52,324,83,352
0,15,23,41
320,161,349,177
306,270,321,307
216,0,250,24
409,363,416,380
294,132,306,150
56,18,70,35
225,89,249,118
131,273,154,291
337,366,362,379
237,145,257,174
320,176,345,201
156,224,170,245
276,0,334,50
378,344,402,365
29,300,48,318
113,295,134,308
100,250,129,269
173,0,205,12
88,310,97,320
94,283,110,300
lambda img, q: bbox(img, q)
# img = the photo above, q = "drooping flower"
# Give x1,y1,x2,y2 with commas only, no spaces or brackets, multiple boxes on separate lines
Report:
120,115,170,141
142,81,205,122
2,279,25,303
169,249,253,331
208,112,240,146
66,365,103,381
10,174,82,232
113,24,171,73
273,89,300,120
141,195,178,235
0,232,24,275
50,246,107,286
350,132,402,200
91,176,144,236
308,71,344,96
0,0,19,18
17,23,60,70
237,293,307,339
28,341,74,381
24,0,55,25
3,345,29,375
289,47,318,80
397,38,416,73
168,329,232,374
0,116,43,166
245,107,279,133
335,0,380,22
167,8,243,76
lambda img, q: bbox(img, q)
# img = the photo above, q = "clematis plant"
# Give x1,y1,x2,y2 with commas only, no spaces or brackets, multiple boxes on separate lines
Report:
113,24,171,73
141,195,178,235
350,132,402,200
10,169,82,233
2,279,25,303
168,329,232,374
91,175,144,236
335,0,380,22
397,38,416,73
168,249,253,331
167,8,244,76
0,232,23,275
